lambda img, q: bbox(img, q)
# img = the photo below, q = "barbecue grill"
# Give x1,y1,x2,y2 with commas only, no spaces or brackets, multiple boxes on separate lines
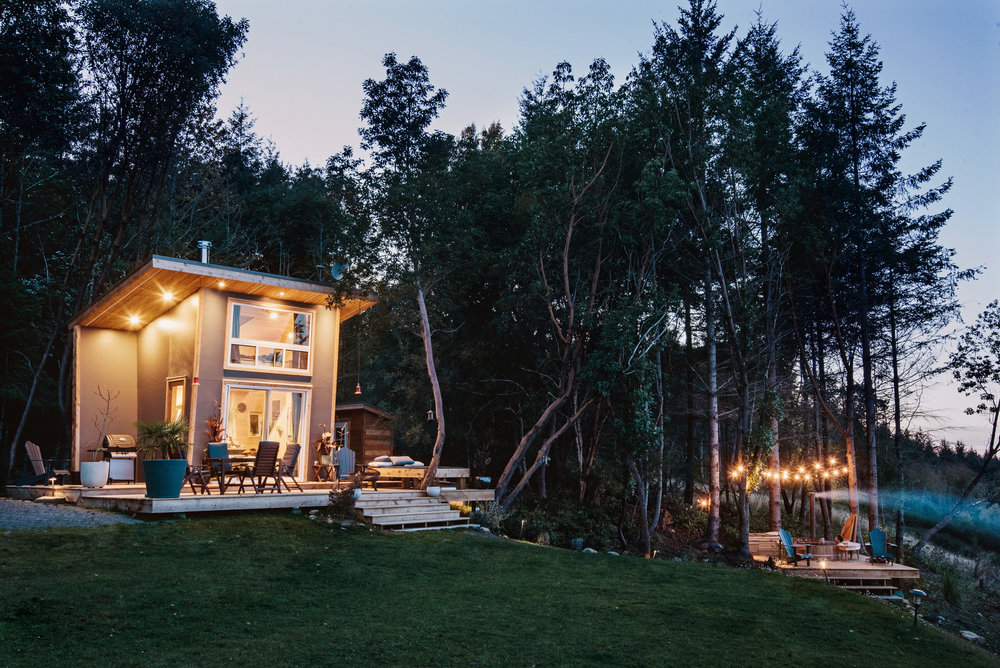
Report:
102,434,137,482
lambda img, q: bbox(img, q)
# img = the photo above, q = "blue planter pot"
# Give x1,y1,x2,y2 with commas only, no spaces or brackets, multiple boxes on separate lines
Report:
142,459,187,498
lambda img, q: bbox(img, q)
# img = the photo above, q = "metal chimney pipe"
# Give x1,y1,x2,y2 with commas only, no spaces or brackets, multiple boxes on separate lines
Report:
197,240,212,264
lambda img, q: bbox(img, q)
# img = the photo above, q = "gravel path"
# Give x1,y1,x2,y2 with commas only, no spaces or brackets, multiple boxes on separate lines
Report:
0,498,142,531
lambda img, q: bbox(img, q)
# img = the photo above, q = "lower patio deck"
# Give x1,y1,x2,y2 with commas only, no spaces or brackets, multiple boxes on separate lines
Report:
5,481,494,517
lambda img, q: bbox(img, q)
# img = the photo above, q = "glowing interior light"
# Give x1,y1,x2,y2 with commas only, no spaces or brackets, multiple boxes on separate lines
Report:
128,315,141,327
161,290,174,302
218,280,226,288
829,457,837,465
798,466,805,473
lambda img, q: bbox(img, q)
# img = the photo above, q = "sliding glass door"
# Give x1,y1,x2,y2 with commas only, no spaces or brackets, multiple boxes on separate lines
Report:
224,384,307,478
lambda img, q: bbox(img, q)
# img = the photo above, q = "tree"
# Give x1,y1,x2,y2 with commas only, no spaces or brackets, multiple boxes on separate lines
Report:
4,0,247,482
912,302,1000,554
358,53,452,489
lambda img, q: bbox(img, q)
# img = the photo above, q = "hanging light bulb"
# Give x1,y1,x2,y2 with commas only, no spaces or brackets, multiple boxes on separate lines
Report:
354,382,361,395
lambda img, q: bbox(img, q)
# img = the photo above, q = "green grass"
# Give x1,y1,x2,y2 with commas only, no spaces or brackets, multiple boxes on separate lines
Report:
1,516,994,667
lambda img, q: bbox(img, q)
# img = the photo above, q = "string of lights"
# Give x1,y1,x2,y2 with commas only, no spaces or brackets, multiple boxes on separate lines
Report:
727,457,850,481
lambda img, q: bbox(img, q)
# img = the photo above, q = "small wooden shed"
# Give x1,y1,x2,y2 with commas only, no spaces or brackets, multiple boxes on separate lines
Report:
335,402,393,464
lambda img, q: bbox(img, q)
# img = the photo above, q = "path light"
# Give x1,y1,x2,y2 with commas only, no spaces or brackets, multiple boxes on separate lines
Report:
519,518,526,539
820,559,829,583
910,589,927,630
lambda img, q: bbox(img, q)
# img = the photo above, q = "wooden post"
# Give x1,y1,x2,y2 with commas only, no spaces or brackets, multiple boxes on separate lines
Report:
328,306,341,481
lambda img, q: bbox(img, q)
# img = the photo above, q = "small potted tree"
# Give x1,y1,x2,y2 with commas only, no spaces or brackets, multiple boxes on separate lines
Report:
136,418,189,498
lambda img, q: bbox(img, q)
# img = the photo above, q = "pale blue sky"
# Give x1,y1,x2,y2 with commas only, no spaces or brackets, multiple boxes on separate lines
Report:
212,0,999,447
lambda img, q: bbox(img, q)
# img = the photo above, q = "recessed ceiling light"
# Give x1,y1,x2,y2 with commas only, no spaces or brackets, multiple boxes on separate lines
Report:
128,315,141,327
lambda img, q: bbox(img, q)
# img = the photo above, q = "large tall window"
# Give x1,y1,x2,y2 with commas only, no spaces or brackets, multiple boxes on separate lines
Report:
227,301,312,373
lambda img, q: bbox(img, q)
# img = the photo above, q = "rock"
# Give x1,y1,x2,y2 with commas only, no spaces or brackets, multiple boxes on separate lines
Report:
478,526,491,534
607,551,620,557
583,547,598,553
960,630,986,644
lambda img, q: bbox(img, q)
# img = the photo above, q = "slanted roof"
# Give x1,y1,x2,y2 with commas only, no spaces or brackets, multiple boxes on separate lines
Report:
70,255,376,331
335,402,393,421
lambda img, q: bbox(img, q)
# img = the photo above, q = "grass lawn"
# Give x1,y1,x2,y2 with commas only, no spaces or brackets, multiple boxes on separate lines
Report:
1,515,993,667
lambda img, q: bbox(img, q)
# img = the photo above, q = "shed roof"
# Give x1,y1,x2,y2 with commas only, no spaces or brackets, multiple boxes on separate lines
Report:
70,255,376,331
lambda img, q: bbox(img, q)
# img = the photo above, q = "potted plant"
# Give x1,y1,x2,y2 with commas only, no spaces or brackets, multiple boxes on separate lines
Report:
136,418,189,498
82,386,120,487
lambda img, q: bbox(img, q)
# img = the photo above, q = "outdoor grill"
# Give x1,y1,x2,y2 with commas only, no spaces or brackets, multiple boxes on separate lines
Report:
102,434,137,483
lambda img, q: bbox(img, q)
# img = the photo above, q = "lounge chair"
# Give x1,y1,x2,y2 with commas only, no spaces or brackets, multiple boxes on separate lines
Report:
278,443,303,492
867,527,895,565
778,528,815,566
234,441,281,494
22,441,70,485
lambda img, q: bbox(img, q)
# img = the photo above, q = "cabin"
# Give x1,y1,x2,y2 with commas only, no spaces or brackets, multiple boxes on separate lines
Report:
334,402,394,464
69,254,375,482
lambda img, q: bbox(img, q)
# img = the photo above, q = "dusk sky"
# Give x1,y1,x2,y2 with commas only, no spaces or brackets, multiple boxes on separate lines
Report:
211,0,999,447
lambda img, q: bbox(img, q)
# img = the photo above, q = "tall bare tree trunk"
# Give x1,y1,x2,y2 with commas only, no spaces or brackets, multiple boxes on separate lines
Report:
417,286,446,490
889,292,905,560
703,265,721,544
684,300,696,506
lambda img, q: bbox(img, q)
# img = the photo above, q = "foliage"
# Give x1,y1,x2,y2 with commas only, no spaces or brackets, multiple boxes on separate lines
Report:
135,418,189,459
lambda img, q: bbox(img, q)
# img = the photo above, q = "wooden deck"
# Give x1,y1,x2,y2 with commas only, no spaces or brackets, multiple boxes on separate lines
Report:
750,531,920,595
5,480,494,517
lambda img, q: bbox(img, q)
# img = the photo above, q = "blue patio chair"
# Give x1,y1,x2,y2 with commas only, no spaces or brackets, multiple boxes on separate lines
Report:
206,442,234,493
778,528,815,566
868,527,895,565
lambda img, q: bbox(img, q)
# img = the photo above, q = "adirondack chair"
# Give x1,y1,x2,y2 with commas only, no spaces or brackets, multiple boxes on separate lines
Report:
277,443,303,492
234,441,281,494
778,528,814,566
22,441,70,485
334,447,356,482
867,527,895,565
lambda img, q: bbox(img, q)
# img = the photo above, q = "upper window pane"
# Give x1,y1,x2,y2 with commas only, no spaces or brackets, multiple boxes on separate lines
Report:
232,304,311,346
227,301,312,373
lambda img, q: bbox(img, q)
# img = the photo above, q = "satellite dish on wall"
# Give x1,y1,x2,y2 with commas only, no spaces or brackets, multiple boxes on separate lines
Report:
330,262,349,281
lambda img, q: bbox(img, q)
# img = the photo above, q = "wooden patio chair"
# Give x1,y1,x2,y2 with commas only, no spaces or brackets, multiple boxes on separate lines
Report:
277,443,303,492
334,447,356,485
867,527,895,565
23,441,70,485
234,441,281,494
183,464,212,494
778,528,815,566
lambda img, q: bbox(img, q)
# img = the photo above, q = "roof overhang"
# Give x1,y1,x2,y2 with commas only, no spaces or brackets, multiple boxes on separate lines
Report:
69,255,377,331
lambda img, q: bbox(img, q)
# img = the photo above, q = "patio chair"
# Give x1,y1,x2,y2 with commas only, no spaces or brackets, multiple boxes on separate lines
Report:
867,527,895,565
183,464,212,495
778,528,815,566
22,441,71,485
234,441,281,494
205,442,236,493
334,447,357,484
277,443,303,492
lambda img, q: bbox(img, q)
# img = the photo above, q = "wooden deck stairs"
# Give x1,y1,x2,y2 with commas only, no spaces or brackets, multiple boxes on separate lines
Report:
355,490,470,531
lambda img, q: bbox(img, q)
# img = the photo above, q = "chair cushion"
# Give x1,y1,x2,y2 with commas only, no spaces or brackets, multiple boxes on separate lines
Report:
368,461,393,467
374,455,392,462
389,455,414,465
405,461,425,467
